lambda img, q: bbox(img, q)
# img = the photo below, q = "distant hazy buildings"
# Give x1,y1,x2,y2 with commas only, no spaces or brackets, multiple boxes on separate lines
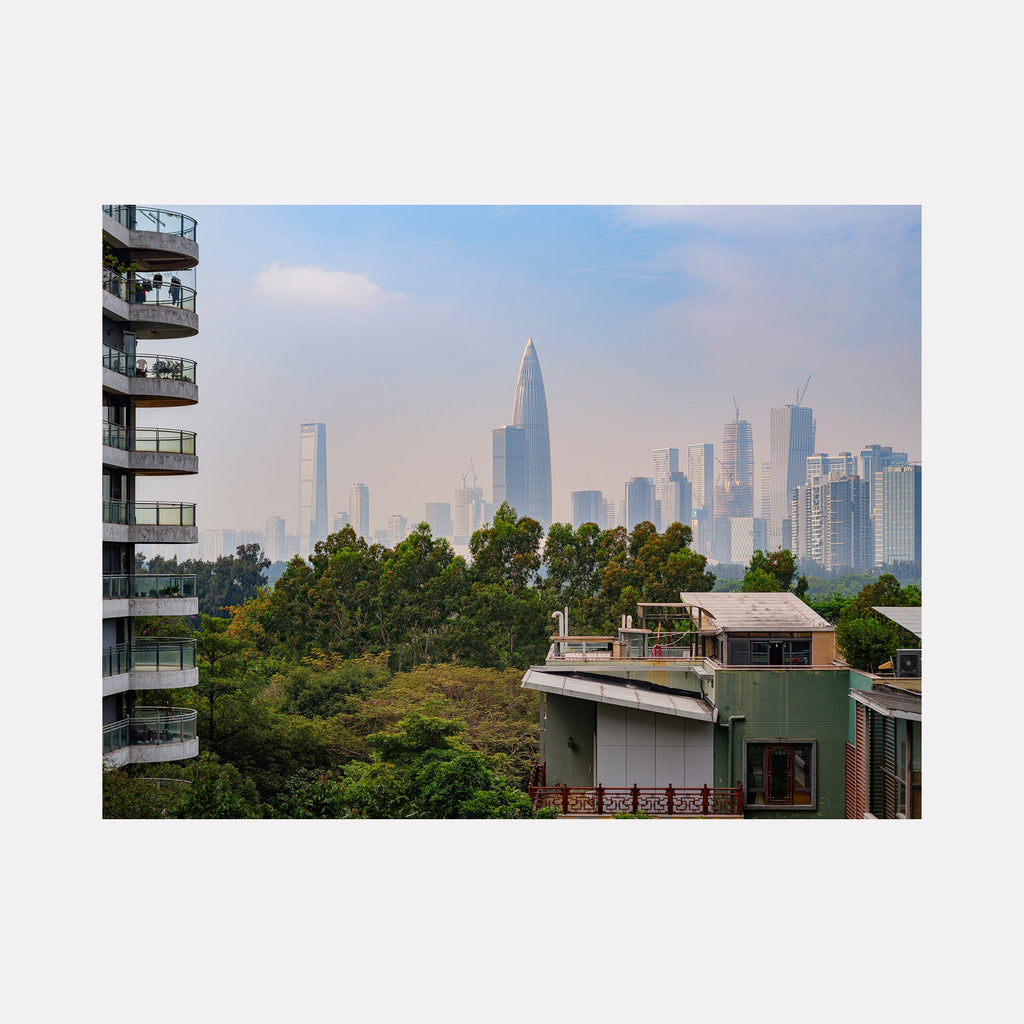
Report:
511,338,552,528
728,516,768,566
265,515,286,562
571,490,604,528
492,425,527,518
717,414,754,518
688,443,715,555
791,472,870,571
859,444,909,565
332,511,350,534
661,471,692,532
299,422,328,557
425,502,453,539
806,452,857,485
624,477,656,532
349,483,370,540
768,402,816,550
386,514,409,548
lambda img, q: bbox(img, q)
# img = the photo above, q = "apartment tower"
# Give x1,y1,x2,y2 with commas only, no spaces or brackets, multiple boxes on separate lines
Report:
102,204,201,767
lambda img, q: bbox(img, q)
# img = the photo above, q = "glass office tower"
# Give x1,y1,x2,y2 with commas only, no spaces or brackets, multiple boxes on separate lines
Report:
511,338,552,528
299,422,328,557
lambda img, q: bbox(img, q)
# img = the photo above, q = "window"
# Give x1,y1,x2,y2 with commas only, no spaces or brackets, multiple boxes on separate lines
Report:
728,637,811,666
744,741,816,809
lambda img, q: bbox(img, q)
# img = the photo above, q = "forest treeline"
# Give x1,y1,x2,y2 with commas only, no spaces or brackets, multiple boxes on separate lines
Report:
111,506,920,817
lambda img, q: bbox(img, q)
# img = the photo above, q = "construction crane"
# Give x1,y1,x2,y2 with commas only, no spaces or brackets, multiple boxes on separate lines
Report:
732,394,740,421
461,458,477,491
796,374,812,407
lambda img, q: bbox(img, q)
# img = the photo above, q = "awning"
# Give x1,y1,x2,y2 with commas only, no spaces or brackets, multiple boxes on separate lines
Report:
851,688,922,721
522,669,717,723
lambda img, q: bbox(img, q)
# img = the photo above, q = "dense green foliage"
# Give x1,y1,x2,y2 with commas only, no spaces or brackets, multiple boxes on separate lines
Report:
111,515,920,816
143,543,270,619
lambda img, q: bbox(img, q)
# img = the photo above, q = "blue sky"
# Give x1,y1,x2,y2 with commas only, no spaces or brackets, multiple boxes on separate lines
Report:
139,204,920,539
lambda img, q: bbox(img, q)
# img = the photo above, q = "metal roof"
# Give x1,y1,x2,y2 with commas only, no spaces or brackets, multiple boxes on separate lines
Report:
872,606,922,638
521,669,717,722
677,591,833,632
851,688,922,721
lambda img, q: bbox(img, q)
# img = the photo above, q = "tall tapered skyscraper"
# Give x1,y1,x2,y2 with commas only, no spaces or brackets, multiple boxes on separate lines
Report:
511,337,552,527
299,422,328,557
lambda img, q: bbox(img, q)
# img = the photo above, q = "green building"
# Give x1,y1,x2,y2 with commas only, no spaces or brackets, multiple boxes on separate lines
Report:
522,592,908,819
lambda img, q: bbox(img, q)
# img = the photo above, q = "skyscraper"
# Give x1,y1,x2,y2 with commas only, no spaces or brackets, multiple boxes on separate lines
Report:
349,483,369,540
265,516,286,562
768,402,816,550
718,413,754,517
570,490,604,528
688,443,715,555
492,425,528,517
511,337,552,528
299,422,328,557
624,477,656,532
652,447,679,530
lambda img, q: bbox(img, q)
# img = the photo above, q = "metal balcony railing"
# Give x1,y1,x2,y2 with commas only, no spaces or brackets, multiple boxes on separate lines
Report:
103,205,197,241
102,574,197,600
102,267,196,311
103,707,198,754
102,638,197,677
102,422,196,455
103,499,196,527
103,345,197,384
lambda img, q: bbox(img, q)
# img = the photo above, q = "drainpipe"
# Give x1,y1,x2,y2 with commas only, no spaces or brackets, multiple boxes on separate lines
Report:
725,715,745,786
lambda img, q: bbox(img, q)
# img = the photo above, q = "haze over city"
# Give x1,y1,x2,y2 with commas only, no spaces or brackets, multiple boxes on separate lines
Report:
135,205,920,543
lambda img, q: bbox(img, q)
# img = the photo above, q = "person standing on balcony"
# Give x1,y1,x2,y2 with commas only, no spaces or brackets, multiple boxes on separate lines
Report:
170,276,181,306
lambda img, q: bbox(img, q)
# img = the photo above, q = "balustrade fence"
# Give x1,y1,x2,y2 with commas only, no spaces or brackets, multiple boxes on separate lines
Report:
528,766,743,817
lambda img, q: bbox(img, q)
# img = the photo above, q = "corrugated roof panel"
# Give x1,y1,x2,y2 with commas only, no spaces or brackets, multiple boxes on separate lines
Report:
872,606,922,638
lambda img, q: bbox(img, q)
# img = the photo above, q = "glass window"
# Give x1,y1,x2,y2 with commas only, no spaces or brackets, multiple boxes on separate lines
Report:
745,741,815,809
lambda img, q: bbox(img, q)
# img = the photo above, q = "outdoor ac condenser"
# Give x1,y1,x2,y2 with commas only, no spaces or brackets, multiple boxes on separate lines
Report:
895,649,922,678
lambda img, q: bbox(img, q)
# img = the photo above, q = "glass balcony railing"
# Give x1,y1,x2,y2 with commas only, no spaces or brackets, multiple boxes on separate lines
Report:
103,638,197,677
103,345,197,384
103,707,198,754
102,267,196,312
102,574,197,600
103,205,197,241
103,500,196,527
102,422,196,455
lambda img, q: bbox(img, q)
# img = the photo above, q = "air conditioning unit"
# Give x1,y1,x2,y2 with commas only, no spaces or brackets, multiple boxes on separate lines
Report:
895,649,921,678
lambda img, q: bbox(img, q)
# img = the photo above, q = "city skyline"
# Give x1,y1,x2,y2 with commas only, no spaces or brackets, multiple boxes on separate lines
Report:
130,206,921,537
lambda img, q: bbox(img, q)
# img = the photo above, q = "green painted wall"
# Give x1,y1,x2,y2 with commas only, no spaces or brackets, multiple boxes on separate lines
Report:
712,668,855,819
543,693,596,787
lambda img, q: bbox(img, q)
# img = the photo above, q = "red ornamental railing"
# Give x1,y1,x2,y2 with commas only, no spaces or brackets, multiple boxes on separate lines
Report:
529,779,743,817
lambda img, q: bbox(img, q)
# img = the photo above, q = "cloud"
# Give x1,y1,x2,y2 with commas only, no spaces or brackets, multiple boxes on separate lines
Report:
254,261,401,309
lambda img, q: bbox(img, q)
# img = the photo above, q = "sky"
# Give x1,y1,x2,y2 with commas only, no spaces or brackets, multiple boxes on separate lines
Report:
136,204,921,539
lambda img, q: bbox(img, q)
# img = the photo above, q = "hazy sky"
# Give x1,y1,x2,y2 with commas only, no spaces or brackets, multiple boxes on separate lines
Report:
134,205,920,537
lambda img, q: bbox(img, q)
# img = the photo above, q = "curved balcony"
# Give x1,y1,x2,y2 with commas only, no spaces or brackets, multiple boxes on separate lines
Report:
103,638,199,696
102,268,198,340
102,499,197,545
102,205,199,270
102,345,198,407
102,422,198,476
103,706,199,765
102,573,198,618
